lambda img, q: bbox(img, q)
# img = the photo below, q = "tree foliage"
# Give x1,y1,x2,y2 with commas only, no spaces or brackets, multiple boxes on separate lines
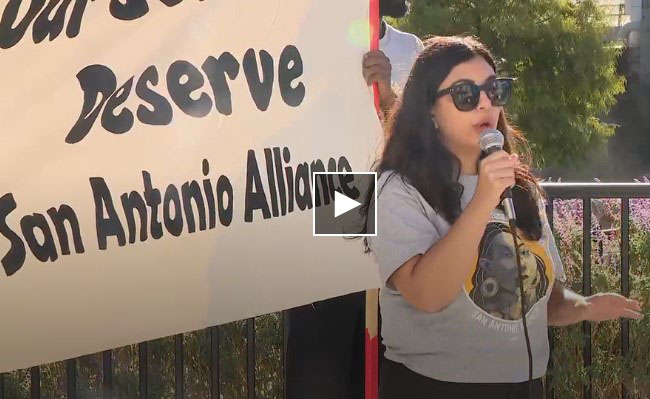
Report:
392,0,625,168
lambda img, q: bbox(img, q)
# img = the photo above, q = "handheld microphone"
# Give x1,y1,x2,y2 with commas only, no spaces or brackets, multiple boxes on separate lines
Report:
479,129,516,222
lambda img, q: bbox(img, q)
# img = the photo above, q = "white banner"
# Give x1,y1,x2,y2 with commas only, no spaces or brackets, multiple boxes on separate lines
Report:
0,0,381,372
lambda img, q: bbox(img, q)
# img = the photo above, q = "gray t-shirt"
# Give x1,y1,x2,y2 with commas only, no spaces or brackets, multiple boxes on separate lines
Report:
368,172,565,383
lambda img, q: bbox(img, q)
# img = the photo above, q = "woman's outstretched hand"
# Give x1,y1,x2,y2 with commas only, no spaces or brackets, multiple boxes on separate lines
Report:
584,293,644,322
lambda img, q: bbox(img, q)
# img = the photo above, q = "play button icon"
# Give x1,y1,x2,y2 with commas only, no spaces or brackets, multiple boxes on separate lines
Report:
312,172,376,237
334,190,362,218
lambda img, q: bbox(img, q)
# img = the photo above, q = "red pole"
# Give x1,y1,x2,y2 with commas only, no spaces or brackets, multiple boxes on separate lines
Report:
366,2,380,399
365,289,379,399
370,0,381,112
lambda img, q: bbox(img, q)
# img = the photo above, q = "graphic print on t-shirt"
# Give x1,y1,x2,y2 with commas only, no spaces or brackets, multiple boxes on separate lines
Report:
464,222,554,321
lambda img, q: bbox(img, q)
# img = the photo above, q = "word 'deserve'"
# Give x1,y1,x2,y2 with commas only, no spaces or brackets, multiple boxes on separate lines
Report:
66,45,306,143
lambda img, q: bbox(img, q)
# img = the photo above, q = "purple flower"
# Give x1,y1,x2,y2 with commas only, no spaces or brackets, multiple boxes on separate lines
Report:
630,198,650,232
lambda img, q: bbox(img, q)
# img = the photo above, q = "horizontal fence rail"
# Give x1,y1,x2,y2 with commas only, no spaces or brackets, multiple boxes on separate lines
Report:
1,183,649,399
542,182,650,199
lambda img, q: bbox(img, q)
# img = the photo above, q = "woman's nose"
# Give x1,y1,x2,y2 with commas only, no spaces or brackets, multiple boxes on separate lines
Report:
476,90,492,110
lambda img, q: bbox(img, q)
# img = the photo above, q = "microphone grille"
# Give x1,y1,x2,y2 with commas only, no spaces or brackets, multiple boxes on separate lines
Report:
479,129,505,152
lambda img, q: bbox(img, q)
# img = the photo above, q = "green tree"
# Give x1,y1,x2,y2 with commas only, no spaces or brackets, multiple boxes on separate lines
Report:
392,0,625,168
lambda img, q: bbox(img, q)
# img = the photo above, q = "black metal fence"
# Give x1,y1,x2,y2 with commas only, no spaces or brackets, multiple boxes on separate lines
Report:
543,182,650,399
0,314,290,399
1,183,649,399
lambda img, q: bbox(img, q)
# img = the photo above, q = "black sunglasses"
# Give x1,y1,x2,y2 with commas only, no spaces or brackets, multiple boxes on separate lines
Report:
435,77,515,112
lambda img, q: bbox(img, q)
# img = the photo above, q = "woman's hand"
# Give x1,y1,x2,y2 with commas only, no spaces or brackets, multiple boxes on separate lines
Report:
583,293,644,322
473,151,518,211
548,283,644,326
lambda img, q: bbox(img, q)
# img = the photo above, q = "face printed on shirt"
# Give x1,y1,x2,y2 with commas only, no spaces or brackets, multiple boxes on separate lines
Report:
465,222,552,321
380,0,409,18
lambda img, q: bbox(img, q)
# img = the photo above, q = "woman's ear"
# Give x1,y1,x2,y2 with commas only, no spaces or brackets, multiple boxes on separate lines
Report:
430,108,440,130
432,116,439,130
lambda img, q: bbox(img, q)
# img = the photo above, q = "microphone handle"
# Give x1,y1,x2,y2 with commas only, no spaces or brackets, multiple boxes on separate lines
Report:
501,186,512,201
482,147,516,221
502,197,516,222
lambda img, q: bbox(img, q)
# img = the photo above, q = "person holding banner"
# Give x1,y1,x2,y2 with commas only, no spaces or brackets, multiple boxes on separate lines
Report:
362,0,424,110
361,35,643,398
286,2,422,399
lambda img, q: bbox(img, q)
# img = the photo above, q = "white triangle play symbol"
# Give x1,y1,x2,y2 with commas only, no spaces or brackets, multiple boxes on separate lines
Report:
334,191,362,218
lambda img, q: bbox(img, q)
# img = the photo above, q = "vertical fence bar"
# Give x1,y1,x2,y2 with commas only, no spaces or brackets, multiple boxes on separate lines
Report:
103,350,112,399
283,311,289,399
0,372,4,399
67,359,77,399
546,198,556,399
546,198,555,231
246,318,255,399
139,342,148,399
621,197,630,399
582,198,592,399
30,367,40,399
210,327,220,399
175,335,184,399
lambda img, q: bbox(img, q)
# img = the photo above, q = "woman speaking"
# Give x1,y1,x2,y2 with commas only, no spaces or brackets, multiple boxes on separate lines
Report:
363,36,643,399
